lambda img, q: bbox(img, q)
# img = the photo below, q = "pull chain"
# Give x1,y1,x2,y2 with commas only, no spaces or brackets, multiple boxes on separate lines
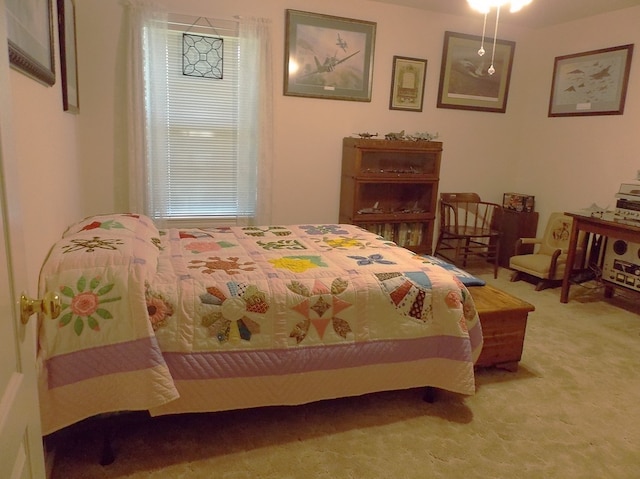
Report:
478,12,487,56
488,5,501,75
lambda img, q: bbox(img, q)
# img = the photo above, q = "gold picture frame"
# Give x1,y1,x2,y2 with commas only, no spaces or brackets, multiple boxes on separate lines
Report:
548,44,634,117
437,31,515,113
389,56,427,112
284,9,376,102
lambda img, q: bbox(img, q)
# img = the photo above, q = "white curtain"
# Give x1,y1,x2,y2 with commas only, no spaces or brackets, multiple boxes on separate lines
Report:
125,3,273,226
125,0,169,226
237,17,273,225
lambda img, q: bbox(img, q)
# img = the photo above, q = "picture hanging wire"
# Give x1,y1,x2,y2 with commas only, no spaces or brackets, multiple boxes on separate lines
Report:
182,16,223,79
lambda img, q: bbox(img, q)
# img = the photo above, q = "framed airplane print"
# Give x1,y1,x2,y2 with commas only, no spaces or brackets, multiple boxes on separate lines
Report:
284,9,376,101
548,44,634,117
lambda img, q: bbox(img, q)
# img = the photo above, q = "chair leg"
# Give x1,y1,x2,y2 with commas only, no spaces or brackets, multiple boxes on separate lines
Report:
462,238,470,267
510,271,521,282
535,280,550,291
434,235,443,258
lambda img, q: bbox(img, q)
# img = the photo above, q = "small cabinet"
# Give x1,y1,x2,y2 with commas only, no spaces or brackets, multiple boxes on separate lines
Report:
339,137,442,254
499,210,539,267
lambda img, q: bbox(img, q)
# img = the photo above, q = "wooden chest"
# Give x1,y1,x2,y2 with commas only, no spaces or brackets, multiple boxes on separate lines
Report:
469,284,534,371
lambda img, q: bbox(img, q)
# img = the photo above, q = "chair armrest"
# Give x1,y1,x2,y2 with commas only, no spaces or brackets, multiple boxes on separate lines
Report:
439,201,457,226
519,238,542,245
514,237,541,255
548,248,563,278
478,201,503,208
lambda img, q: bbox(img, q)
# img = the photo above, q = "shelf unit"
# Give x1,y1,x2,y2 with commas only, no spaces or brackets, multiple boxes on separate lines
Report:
339,137,442,254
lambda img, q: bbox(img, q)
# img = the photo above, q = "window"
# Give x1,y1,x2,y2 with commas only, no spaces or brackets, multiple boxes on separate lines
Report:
129,6,272,227
161,23,242,219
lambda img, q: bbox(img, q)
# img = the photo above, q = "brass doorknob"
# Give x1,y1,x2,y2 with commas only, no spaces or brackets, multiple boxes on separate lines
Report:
20,291,61,324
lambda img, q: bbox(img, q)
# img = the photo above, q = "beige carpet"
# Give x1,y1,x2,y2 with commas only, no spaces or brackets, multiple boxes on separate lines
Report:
49,268,640,479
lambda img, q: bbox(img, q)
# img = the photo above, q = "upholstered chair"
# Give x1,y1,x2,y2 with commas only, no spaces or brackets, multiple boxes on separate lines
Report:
509,212,584,290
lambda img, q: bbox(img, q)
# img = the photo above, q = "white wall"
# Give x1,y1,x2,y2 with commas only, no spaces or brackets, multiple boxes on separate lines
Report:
9,34,84,294
75,0,640,229
9,0,640,294
514,9,640,218
76,0,529,222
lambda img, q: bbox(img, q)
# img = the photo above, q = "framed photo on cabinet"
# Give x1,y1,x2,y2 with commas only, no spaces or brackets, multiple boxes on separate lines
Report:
5,0,55,85
437,31,515,113
389,56,427,112
548,44,633,117
284,9,376,102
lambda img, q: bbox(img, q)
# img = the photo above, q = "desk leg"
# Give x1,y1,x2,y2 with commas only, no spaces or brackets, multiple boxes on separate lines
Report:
560,220,580,303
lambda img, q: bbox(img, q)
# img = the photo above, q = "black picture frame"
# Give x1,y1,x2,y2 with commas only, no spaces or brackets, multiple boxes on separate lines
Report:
437,31,515,113
284,9,376,102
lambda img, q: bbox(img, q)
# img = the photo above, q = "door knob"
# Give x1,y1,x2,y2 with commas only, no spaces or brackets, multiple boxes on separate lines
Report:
20,291,62,324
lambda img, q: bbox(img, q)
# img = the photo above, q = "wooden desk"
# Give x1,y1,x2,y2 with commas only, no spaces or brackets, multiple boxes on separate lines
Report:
561,212,640,303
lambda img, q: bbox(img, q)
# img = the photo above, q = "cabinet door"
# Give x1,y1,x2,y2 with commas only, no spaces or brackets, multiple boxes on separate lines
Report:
499,211,539,267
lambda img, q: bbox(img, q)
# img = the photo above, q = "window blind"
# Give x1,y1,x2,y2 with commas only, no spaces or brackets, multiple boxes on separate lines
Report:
156,20,245,220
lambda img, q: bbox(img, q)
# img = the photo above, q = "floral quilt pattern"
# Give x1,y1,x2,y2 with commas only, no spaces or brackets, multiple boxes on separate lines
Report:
41,216,481,358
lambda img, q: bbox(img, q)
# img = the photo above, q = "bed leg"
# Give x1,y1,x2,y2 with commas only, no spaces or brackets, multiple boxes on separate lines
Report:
423,386,437,403
100,422,116,466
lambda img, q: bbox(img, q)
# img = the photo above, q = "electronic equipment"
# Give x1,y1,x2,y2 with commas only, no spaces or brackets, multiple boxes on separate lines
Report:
614,182,640,221
602,237,640,292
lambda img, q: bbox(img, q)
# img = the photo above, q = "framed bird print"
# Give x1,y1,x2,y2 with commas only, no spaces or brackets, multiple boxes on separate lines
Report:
437,31,515,113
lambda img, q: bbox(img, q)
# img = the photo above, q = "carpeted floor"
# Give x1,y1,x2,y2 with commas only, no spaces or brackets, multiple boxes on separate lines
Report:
48,268,640,478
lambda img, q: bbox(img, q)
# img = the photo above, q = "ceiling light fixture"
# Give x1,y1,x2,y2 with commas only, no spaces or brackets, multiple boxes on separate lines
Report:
467,0,532,75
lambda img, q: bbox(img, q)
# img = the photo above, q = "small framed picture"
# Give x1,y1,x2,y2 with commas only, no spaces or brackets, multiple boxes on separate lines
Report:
437,31,515,113
548,44,634,117
389,56,427,112
284,9,376,102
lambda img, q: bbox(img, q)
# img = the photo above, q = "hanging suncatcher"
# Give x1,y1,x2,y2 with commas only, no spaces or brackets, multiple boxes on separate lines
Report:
182,17,223,79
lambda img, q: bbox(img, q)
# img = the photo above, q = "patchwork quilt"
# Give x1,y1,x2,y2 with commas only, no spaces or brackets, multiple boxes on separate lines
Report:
37,214,483,434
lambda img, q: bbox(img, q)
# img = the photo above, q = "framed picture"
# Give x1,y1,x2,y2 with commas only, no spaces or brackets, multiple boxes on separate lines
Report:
389,56,427,112
6,0,55,86
57,0,79,112
284,9,376,102
437,31,515,113
548,44,634,117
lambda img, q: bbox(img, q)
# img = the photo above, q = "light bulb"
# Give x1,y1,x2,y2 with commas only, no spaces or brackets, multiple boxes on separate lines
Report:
467,0,531,13
509,0,533,12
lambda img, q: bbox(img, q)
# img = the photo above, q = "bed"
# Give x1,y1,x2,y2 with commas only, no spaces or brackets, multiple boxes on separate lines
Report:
37,213,483,436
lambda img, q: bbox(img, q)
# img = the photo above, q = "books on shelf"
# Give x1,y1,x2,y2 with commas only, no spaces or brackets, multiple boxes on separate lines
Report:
362,222,422,247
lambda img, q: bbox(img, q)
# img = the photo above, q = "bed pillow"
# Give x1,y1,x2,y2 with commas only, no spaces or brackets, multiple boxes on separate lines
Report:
419,255,486,286
62,213,159,239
